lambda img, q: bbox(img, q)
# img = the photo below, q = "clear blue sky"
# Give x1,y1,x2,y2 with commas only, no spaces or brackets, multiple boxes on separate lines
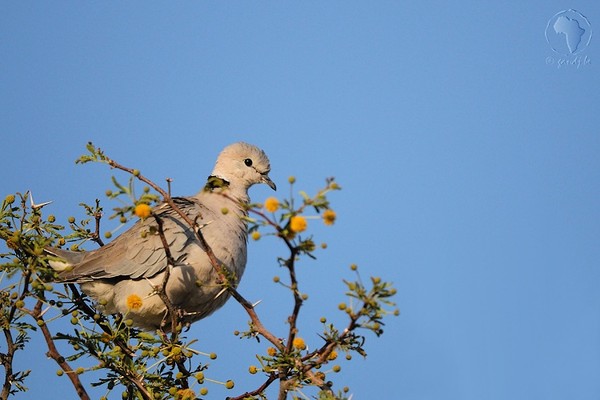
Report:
2,2,599,399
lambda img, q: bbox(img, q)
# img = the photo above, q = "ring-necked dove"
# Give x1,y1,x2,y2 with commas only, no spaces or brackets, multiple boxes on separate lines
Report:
47,142,275,330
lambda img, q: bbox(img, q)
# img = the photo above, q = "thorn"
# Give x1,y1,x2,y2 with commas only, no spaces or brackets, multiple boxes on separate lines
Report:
252,299,262,308
29,192,53,210
197,220,213,230
214,287,227,299
39,305,52,318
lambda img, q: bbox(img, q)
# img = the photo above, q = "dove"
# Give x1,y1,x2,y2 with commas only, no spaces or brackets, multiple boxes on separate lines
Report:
46,142,275,330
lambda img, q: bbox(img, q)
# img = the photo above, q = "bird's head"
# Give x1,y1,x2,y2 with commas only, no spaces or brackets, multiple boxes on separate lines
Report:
208,142,276,192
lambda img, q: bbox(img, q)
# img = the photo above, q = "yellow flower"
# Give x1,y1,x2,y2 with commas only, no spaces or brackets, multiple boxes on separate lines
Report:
264,197,280,213
126,294,143,310
134,203,152,219
290,216,307,233
176,388,196,400
251,231,261,241
292,337,306,350
327,350,338,360
266,347,277,356
322,209,336,225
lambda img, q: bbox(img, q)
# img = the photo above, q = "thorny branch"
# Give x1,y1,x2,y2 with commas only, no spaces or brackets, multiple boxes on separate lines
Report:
0,143,397,399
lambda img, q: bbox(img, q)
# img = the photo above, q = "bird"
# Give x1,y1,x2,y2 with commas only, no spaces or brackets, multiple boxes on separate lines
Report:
46,142,276,330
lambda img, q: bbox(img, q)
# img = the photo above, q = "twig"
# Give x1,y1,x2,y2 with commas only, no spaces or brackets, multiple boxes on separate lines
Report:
284,248,302,353
227,373,278,400
151,212,180,336
227,289,283,350
90,208,104,247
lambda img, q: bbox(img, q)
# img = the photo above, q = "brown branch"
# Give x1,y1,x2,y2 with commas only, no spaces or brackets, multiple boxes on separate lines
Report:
119,369,153,400
0,327,16,400
28,300,90,400
284,249,302,354
90,207,104,247
227,289,284,350
151,212,180,336
228,373,278,400
152,208,194,389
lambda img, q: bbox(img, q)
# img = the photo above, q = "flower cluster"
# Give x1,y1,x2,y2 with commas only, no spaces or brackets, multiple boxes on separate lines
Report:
134,203,152,219
126,294,143,310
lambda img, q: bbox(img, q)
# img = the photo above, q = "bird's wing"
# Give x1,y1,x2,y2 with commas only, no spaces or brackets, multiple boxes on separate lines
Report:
55,197,208,281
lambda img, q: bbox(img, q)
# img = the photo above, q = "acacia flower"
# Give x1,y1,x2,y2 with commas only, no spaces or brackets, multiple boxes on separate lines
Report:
251,231,261,241
327,350,338,360
126,294,143,310
134,203,152,219
176,388,196,400
322,209,336,225
264,197,280,212
290,215,307,233
267,347,277,356
292,337,306,350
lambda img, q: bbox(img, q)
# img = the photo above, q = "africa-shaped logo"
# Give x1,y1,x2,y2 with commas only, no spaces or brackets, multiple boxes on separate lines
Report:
545,9,592,55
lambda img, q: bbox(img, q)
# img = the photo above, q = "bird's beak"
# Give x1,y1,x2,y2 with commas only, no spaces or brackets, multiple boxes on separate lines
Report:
262,174,276,191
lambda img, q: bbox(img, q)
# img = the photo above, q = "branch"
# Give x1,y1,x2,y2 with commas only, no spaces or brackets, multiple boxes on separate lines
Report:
27,300,90,400
151,212,180,336
227,373,278,400
284,248,302,354
227,289,283,350
0,326,16,400
90,207,104,247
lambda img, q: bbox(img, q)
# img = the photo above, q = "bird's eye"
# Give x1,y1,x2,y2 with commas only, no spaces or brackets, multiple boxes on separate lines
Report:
244,158,253,167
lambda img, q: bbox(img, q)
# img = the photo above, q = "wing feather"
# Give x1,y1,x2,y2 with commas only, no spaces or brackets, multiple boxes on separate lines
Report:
54,197,208,282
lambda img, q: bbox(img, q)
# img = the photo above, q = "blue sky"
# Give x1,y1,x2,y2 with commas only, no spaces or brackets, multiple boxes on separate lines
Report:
1,2,599,399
